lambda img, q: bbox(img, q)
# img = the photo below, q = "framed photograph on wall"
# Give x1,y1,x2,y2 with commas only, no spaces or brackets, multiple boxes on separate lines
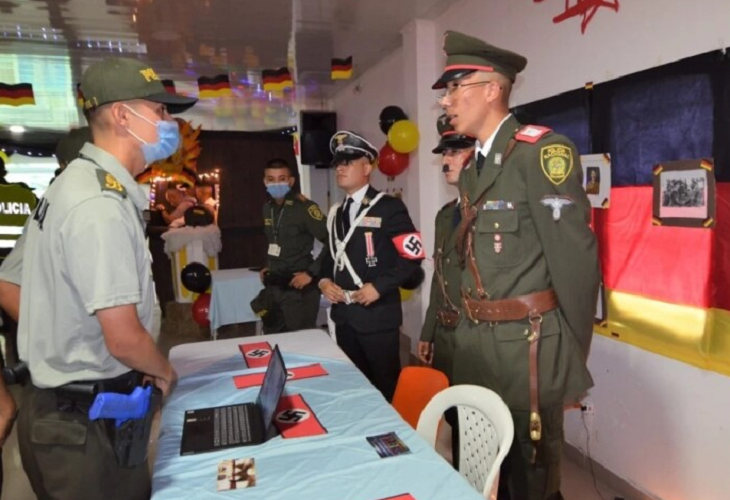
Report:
581,153,611,209
652,159,715,228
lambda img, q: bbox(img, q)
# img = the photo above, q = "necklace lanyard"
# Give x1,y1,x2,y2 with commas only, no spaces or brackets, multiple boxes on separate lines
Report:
270,205,286,243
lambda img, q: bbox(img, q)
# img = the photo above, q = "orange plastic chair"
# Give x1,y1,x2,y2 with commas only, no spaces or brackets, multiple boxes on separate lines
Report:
391,366,450,429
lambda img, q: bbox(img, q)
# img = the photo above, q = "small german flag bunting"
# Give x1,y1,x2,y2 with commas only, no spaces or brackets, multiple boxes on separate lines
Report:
0,83,36,106
198,75,232,99
76,83,84,107
331,56,353,80
262,68,293,92
162,79,176,94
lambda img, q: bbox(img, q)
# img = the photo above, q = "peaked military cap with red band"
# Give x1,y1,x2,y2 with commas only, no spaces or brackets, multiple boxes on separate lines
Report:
432,30,528,89
433,114,476,154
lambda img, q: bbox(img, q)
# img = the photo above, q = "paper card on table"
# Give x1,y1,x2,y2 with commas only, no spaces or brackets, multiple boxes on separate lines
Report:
216,458,256,491
239,341,272,368
273,393,327,438
233,363,328,389
366,432,411,458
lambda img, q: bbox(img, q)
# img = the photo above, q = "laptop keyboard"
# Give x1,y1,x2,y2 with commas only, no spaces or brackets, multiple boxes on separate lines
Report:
213,406,252,447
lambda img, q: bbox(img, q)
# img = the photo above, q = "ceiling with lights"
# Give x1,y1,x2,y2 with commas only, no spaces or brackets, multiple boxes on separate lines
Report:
0,0,455,146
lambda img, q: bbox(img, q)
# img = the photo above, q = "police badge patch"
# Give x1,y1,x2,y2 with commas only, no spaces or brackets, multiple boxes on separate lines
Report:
308,205,323,220
540,145,573,185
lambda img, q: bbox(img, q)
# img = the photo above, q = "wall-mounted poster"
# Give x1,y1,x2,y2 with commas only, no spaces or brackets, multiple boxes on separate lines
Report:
581,153,611,208
652,159,715,228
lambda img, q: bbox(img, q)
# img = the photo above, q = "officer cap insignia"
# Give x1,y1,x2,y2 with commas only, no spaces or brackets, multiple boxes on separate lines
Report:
540,195,574,221
308,205,323,220
540,144,573,185
96,170,127,198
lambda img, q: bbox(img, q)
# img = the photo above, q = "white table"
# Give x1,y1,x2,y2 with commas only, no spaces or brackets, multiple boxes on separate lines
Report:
153,330,483,500
208,268,264,338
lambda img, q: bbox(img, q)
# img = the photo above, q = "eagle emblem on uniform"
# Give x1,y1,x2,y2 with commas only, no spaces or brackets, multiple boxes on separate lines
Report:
540,195,574,221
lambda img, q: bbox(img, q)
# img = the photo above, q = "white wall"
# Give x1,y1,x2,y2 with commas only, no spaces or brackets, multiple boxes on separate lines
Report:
328,1,730,499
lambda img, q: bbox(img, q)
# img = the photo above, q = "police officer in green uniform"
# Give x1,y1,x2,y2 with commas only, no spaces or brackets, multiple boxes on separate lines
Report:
258,158,328,333
434,31,600,500
16,57,196,500
0,155,37,261
418,114,475,377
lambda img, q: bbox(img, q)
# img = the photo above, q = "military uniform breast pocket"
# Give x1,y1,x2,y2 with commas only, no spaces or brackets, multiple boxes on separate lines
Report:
476,209,522,268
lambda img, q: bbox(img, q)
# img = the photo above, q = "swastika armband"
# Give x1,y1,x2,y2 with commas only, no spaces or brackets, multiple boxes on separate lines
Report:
96,170,127,198
392,232,425,260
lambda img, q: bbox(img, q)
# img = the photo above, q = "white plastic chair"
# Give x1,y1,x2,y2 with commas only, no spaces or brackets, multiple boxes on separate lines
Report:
416,385,514,499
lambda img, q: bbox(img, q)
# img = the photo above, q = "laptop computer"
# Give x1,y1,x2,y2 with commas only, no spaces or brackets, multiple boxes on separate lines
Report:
180,344,287,455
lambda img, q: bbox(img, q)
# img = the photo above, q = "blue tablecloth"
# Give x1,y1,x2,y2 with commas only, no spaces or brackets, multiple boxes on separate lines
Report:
152,352,482,500
209,268,264,332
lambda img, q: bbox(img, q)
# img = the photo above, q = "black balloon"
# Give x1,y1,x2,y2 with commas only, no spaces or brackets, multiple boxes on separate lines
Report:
379,105,408,135
401,266,425,291
181,262,212,293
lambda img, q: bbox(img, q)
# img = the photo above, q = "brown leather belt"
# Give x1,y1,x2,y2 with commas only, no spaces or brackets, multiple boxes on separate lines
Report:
436,308,460,328
461,289,558,323
462,288,558,462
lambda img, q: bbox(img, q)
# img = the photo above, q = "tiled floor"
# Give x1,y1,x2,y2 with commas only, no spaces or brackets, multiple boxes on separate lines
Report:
1,314,621,500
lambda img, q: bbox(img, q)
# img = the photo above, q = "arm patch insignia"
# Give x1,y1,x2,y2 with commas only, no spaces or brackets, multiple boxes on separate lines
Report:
392,232,425,260
96,170,127,198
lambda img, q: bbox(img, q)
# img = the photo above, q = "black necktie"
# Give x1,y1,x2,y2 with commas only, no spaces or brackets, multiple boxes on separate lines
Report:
476,153,486,175
452,205,462,228
341,197,352,236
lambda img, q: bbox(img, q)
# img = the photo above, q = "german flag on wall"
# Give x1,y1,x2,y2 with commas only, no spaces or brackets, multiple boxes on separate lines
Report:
262,68,293,92
198,75,232,99
162,79,176,94
0,83,35,106
331,56,353,80
76,83,84,107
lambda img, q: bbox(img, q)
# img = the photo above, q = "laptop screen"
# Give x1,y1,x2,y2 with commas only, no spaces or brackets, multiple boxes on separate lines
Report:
256,345,287,435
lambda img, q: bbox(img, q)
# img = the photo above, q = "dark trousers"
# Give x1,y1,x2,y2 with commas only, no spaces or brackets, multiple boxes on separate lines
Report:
498,405,564,500
335,323,401,402
263,284,321,334
17,384,151,500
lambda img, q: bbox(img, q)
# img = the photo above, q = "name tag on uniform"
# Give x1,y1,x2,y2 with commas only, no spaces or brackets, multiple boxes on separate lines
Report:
482,200,514,210
268,244,281,257
359,216,382,228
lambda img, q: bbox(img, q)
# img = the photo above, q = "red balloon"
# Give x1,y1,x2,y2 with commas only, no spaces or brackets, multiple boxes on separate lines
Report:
192,293,211,327
378,143,410,177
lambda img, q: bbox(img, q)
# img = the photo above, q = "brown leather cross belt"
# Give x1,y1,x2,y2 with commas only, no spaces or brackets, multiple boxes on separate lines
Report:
461,289,558,323
462,288,558,462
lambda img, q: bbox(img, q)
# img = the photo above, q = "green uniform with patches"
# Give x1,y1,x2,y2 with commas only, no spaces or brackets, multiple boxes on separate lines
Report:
454,115,599,500
420,199,461,380
262,192,328,333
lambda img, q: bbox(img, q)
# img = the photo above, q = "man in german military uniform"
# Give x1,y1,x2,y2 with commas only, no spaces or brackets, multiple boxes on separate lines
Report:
418,114,475,466
435,31,600,500
257,158,328,333
318,131,425,401
419,114,475,376
16,57,196,500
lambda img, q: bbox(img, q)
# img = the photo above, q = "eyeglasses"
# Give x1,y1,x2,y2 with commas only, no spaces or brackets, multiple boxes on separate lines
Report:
436,80,497,103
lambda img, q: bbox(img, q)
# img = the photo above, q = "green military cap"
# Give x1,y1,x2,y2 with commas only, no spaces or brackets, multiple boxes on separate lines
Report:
80,57,197,114
432,30,528,89
55,127,91,165
433,114,476,154
329,130,379,166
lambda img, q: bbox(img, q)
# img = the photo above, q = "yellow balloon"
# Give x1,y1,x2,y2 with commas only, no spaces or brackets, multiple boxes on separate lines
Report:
399,288,413,302
387,119,420,154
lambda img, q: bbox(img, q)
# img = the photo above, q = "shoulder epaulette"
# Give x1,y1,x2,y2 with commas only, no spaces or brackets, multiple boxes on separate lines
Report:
95,170,127,199
515,125,552,144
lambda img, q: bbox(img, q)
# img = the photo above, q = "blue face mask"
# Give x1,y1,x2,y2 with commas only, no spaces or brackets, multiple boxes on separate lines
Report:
266,183,291,199
124,105,181,164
